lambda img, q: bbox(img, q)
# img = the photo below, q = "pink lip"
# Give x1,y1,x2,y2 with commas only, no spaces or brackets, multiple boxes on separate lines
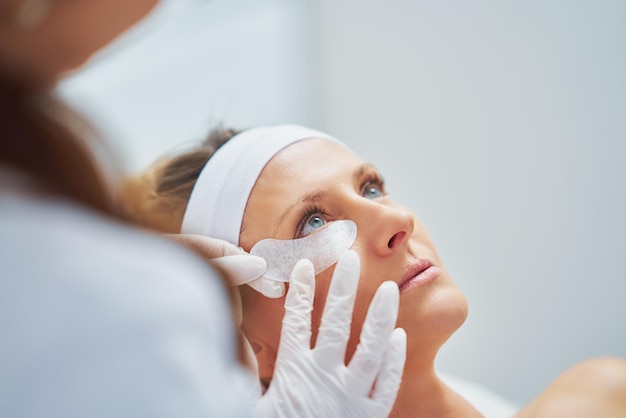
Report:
398,260,440,295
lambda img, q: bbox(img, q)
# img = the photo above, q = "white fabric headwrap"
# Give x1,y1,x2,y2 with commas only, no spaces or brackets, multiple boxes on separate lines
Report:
181,125,341,245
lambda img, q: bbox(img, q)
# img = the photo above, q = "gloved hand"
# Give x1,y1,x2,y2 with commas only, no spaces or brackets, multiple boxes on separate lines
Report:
166,233,284,298
254,250,407,418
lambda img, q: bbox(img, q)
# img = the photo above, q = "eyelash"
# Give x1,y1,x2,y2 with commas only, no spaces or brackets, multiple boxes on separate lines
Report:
294,171,386,238
295,204,326,239
360,172,386,197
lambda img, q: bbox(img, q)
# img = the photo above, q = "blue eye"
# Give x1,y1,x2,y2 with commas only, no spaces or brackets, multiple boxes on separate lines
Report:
363,184,383,199
300,213,327,237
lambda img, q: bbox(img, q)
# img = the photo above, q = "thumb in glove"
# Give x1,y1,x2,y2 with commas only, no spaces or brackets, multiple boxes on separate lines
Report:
166,233,284,297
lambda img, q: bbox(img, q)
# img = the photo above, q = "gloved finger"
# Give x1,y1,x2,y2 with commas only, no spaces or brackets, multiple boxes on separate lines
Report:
346,280,399,395
279,259,316,352
166,233,243,258
370,327,406,410
313,250,360,370
246,276,286,298
210,255,267,287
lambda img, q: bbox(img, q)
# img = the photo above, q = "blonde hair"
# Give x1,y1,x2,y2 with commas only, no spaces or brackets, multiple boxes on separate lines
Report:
121,127,240,233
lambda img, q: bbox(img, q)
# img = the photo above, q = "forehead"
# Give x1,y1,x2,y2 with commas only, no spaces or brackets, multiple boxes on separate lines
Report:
240,138,362,244
262,138,361,180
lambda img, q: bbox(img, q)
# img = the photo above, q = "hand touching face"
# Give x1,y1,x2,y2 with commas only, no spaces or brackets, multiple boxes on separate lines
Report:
240,138,468,375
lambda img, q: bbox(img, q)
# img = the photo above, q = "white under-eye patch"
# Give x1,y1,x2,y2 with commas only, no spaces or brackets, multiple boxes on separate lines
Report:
250,220,357,282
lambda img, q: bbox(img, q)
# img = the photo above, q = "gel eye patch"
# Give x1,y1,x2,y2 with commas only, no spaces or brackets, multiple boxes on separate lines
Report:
250,220,357,282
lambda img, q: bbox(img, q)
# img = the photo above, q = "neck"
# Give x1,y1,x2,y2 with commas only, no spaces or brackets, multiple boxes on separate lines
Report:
389,351,483,418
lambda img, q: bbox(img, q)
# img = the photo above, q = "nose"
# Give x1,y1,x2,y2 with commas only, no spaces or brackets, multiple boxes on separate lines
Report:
357,202,414,257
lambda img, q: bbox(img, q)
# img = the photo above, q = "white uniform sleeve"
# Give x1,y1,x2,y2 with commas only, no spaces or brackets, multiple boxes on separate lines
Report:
0,193,256,418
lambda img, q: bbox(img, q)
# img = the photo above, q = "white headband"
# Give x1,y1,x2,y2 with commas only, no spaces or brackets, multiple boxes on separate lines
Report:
181,125,340,245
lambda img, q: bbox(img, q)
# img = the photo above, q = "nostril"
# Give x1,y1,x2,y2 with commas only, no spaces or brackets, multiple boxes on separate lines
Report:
388,231,407,249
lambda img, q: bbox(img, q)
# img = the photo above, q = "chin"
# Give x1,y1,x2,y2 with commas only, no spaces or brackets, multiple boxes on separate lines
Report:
398,285,468,352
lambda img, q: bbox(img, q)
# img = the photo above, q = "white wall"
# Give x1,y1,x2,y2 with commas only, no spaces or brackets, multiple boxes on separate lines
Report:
317,0,626,405
59,0,318,173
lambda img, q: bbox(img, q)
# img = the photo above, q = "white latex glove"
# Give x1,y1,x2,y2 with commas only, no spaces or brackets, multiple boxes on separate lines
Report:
254,250,407,418
167,233,284,298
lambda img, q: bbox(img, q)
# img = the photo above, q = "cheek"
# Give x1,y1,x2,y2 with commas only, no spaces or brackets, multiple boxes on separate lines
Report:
309,262,382,363
413,218,437,247
52,0,158,75
240,286,285,350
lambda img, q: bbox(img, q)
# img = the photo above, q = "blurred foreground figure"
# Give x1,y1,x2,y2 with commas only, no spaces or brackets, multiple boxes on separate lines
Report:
0,1,406,417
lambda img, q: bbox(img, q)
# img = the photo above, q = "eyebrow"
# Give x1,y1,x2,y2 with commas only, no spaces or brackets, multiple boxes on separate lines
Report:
272,163,377,235
353,163,378,184
273,191,326,236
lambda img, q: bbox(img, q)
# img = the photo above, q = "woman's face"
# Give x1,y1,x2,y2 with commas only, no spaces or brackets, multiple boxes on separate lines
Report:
0,0,158,85
239,139,468,375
